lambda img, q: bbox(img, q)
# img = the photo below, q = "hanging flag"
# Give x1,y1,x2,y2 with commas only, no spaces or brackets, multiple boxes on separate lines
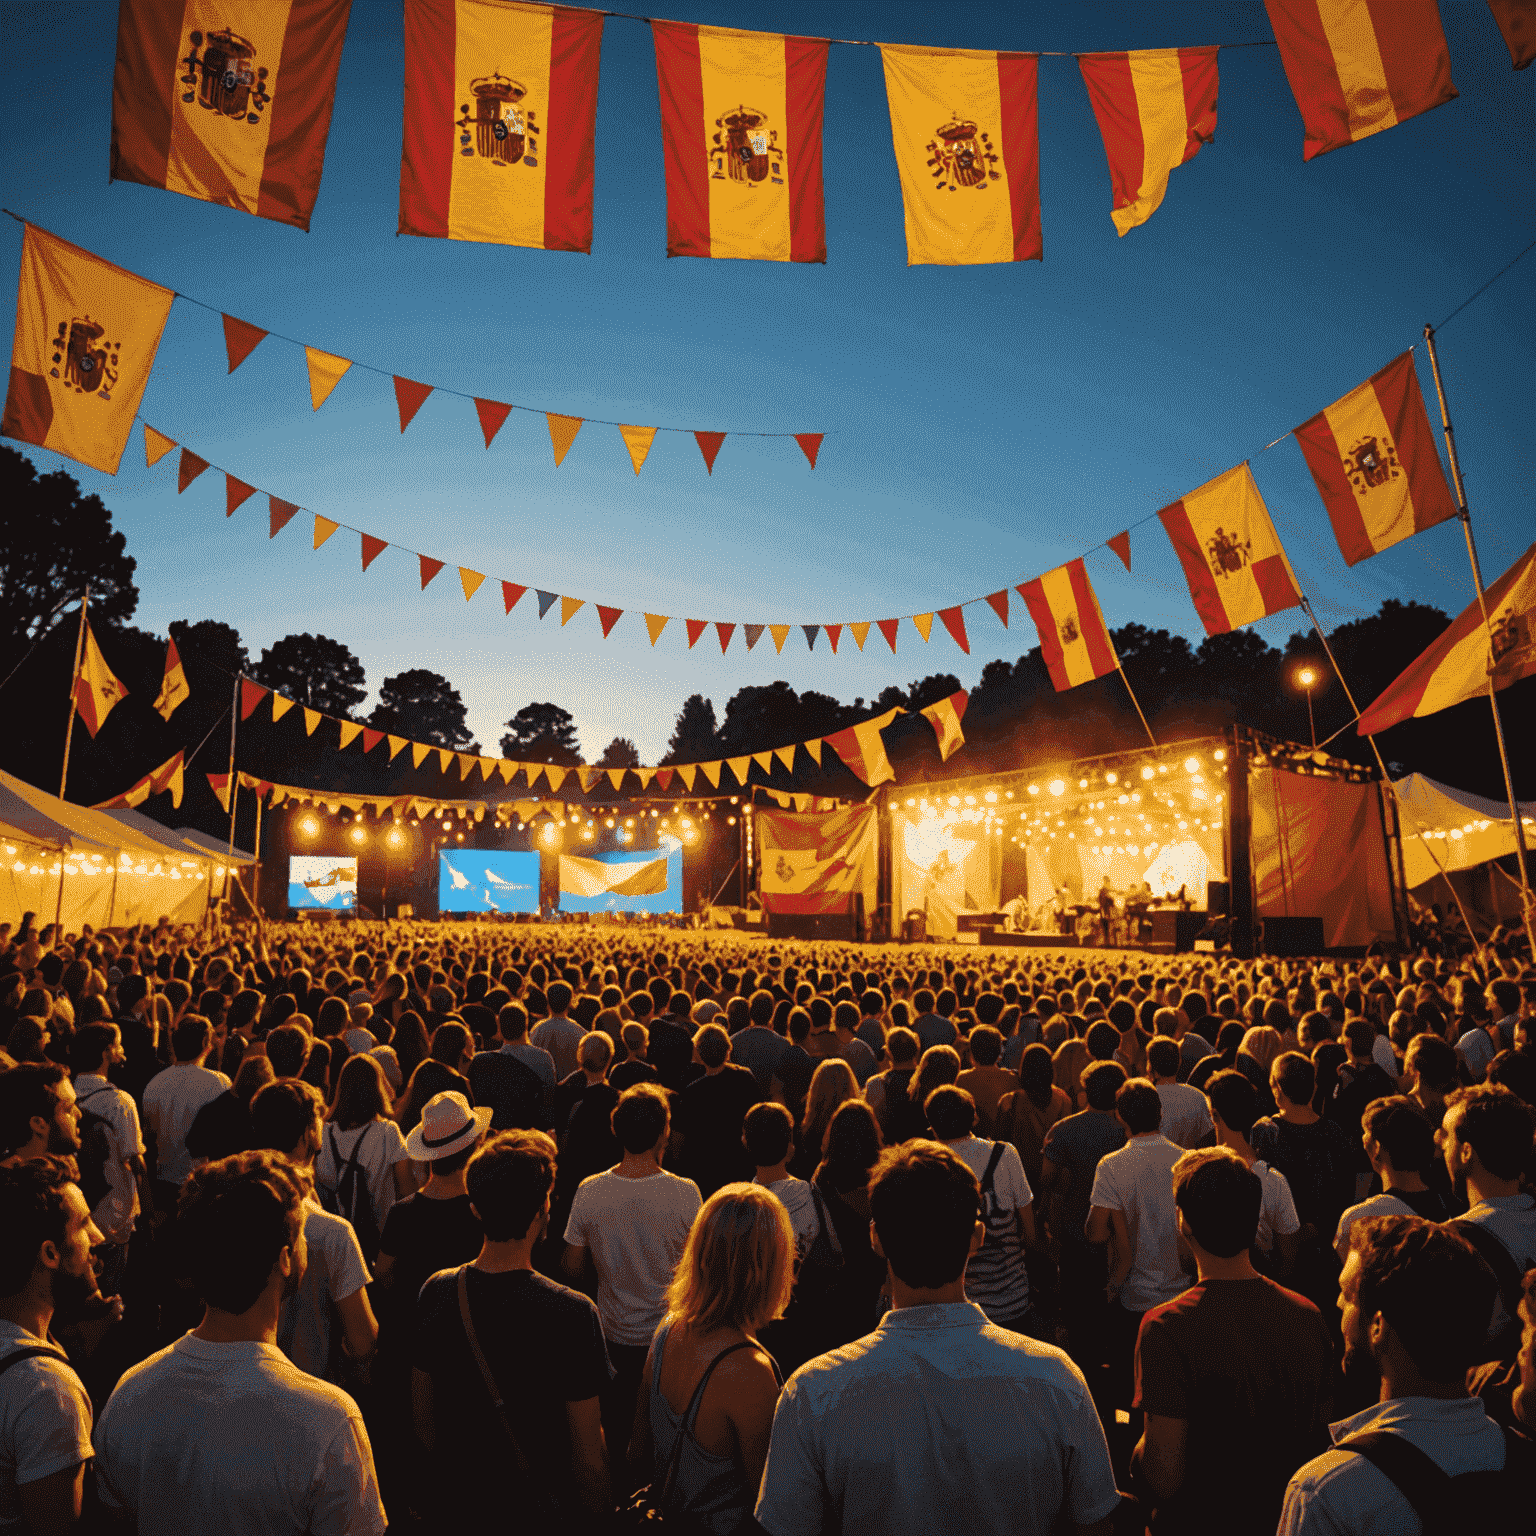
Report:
912,613,934,642
795,433,822,469
537,590,559,618
620,424,657,474
695,431,726,473
503,581,527,612
825,624,841,653
239,679,269,719
1487,1,1535,69
271,694,294,721
1293,351,1458,566
362,729,384,753
1158,464,1302,635
207,773,232,812
178,450,209,493
652,19,828,262
548,413,583,464
727,756,751,785
72,621,127,738
1264,0,1457,160
361,534,388,571
560,596,584,625
314,516,339,549
1357,542,1536,735
744,624,765,651
700,761,723,789
823,706,901,787
984,591,1009,627
1077,48,1219,235
395,376,433,431
110,0,354,230
304,708,322,736
476,398,512,447
399,0,604,251
716,623,735,654
270,496,300,537
758,804,877,914
153,637,189,720
597,605,622,638
305,348,350,409
879,45,1040,266
460,568,486,600
849,622,870,652
769,624,790,654
938,607,970,653
222,315,267,372
95,750,186,811
1108,530,1132,571
2,225,174,475
606,768,626,791
144,425,177,467
226,475,256,516
685,619,707,649
413,741,432,767
920,690,968,763
1017,559,1120,693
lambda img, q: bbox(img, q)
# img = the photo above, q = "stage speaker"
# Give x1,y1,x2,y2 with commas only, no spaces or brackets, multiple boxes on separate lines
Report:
767,911,854,941
1207,881,1230,916
1261,916,1325,957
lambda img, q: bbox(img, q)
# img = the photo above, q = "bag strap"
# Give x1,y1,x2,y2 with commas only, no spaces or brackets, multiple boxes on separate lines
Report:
1337,1430,1454,1532
0,1344,76,1381
808,1184,843,1257
656,1338,761,1506
980,1141,1007,1197
1455,1219,1524,1328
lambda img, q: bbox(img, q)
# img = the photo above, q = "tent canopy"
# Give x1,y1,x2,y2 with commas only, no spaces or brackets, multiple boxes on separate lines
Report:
1392,775,1536,889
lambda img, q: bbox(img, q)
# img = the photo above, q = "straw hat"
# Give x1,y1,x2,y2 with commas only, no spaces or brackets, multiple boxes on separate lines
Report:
405,1090,492,1162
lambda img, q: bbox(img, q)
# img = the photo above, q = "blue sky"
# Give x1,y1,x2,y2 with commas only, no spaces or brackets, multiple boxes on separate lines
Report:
2,0,1531,763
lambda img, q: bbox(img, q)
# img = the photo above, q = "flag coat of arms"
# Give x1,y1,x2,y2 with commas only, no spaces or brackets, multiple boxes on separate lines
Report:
880,45,1041,265
1158,464,1303,635
653,20,828,262
2,226,174,475
1264,0,1457,160
111,0,353,230
1293,351,1458,566
73,622,128,738
1078,48,1219,235
1017,560,1119,692
558,854,668,898
153,637,191,720
758,805,877,914
400,0,604,251
1357,542,1536,735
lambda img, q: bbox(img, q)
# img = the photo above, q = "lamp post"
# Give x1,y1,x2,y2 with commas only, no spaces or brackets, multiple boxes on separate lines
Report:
1296,665,1318,749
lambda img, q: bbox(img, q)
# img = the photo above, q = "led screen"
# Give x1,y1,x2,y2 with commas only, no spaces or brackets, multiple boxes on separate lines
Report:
559,843,683,915
438,849,541,914
288,855,357,911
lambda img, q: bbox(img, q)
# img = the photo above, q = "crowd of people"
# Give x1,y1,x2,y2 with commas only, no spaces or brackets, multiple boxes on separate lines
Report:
1,910,1534,1535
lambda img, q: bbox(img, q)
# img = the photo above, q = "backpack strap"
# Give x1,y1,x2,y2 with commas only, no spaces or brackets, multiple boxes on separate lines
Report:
980,1141,1007,1198
1455,1219,1524,1334
1336,1429,1455,1532
808,1184,843,1257
0,1344,76,1381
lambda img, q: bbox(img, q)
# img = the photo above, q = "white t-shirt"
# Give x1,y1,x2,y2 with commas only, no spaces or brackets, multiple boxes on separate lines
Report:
1156,1082,1213,1150
1088,1133,1188,1313
764,1176,820,1264
142,1063,231,1186
1254,1159,1302,1255
948,1136,1034,1324
278,1199,371,1381
1333,1192,1415,1265
563,1168,701,1347
0,1324,93,1533
74,1073,144,1244
315,1119,410,1231
94,1334,385,1536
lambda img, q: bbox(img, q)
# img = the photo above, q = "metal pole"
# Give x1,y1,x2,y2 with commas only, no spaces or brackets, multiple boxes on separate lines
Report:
1422,324,1534,953
224,676,241,918
1117,665,1158,748
1305,686,1316,750
58,587,89,800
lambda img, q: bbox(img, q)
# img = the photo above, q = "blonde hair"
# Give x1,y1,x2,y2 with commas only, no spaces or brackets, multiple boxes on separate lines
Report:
665,1183,794,1335
801,1058,859,1160
1238,1025,1284,1073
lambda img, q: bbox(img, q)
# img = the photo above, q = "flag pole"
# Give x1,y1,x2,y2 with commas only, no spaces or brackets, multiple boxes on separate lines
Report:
58,586,89,800
1422,324,1534,952
1116,665,1158,748
224,675,241,919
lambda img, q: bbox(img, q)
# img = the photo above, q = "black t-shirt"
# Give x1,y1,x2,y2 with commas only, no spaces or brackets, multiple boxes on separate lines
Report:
608,1058,660,1092
646,1017,698,1091
675,1064,761,1196
378,1193,483,1341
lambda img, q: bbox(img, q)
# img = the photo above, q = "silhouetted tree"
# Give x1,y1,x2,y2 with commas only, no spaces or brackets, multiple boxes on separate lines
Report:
663,695,719,763
250,633,366,715
596,736,640,767
369,668,474,749
500,702,581,764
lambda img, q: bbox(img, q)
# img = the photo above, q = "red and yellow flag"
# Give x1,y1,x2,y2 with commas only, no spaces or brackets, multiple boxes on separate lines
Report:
919,691,968,763
110,0,353,229
95,751,187,811
2,226,174,475
653,20,828,262
1016,560,1119,692
880,45,1040,266
153,637,190,721
823,707,902,787
73,621,128,738
1264,0,1457,160
1078,48,1218,235
1487,1,1535,70
1159,465,1302,636
1294,351,1458,567
400,0,604,251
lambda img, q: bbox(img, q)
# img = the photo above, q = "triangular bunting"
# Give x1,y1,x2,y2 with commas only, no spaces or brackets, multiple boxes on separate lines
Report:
700,761,723,788
304,348,351,411
694,431,726,474
795,432,823,470
361,534,388,571
606,768,627,791
536,590,558,618
222,314,268,374
560,596,584,626
984,590,1010,627
726,756,750,785
503,582,527,614
475,398,513,449
387,735,408,760
803,625,819,651
314,516,339,549
271,694,295,722
545,766,569,793
769,624,790,653
144,425,177,467
394,376,433,433
239,679,269,720
913,613,934,642
645,614,670,646
547,413,584,466
744,624,765,651
825,624,842,654
877,619,899,653
362,728,384,753
1108,530,1132,572
938,606,970,653
619,424,657,475
459,568,486,601
773,745,795,772
685,619,707,649
677,764,698,791
270,496,300,537
224,475,255,518
420,556,444,589
304,708,322,736
635,767,656,789
338,721,363,750
716,623,734,654
207,773,231,812
438,748,454,773
458,753,476,780
412,742,431,768
803,738,823,766
576,766,598,792
178,449,209,493
655,768,674,791
752,751,773,774
524,763,545,787
596,605,623,638
850,622,870,652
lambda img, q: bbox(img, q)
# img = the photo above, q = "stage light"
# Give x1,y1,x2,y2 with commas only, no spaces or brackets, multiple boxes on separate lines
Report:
299,814,319,837
581,826,594,841
1027,784,1039,796
964,795,976,806
1079,778,1088,789
456,832,464,842
906,798,916,807
442,819,452,831
650,809,658,818
1142,766,1155,781
386,827,404,849
541,823,558,843
605,817,615,828
948,795,960,807
624,818,635,828
1213,748,1226,763
1105,771,1118,785
1049,780,1064,797
727,816,737,826
1184,757,1200,773
984,790,997,803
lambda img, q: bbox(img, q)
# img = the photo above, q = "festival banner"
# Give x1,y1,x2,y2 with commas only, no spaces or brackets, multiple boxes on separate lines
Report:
559,853,668,897
95,750,186,810
110,0,354,229
920,690,968,762
1158,464,1303,635
1487,1,1535,70
1016,559,1118,692
1078,48,1218,235
822,707,901,787
1264,0,1457,160
73,622,128,738
400,0,604,252
152,637,190,720
879,45,1040,265
652,19,828,262
757,804,877,915
1293,351,1457,566
2,226,174,474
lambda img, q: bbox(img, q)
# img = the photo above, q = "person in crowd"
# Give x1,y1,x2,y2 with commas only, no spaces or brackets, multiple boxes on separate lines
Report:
1333,1096,1449,1262
0,1062,83,1165
728,989,791,1095
673,1024,762,1199
628,1183,790,1534
141,1015,230,1210
395,1058,472,1137
996,1042,1074,1189
811,1099,887,1346
530,980,586,1083
642,990,696,1093
467,1002,554,1131
863,1026,922,1144
413,1130,611,1535
754,1140,1121,1536
768,1007,816,1125
790,1059,858,1180
955,1025,1015,1137
186,1052,274,1163
66,1022,144,1296
315,1054,413,1255
1458,979,1522,1083
745,1102,819,1262
1205,1069,1302,1276
1147,1037,1214,1151
610,1022,660,1092
93,1150,387,1536
1328,1020,1399,1197
265,1021,313,1082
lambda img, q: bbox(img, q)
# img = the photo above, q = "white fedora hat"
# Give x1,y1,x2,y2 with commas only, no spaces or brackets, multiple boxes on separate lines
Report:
405,1090,493,1162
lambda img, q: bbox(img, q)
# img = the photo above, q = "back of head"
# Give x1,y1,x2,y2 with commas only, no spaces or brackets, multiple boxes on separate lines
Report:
1116,1077,1162,1135
666,1182,794,1336
1083,1059,1128,1112
885,1026,919,1067
925,1085,976,1141
834,1000,861,1035
1361,1096,1434,1174
249,1078,323,1156
546,980,573,1015
265,1022,311,1080
578,1031,613,1073
1206,1068,1259,1138
1173,1146,1261,1257
466,1130,557,1241
748,988,776,1028
968,1025,1002,1067
913,989,935,1016
1344,1018,1377,1062
743,1101,794,1167
611,1082,669,1154
1153,1007,1180,1037
1086,1021,1120,1062
1146,1037,1180,1080
431,1022,471,1065
869,1140,980,1290
70,1021,119,1076
331,1052,391,1129
620,1021,648,1057
177,1151,307,1315
1018,1042,1054,1100
172,1014,212,1063
1405,1031,1457,1092
1272,1050,1314,1107
695,1023,730,1070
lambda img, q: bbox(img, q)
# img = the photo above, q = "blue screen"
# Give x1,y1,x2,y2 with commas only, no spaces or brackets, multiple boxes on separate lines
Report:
288,855,357,911
438,850,541,914
559,844,683,915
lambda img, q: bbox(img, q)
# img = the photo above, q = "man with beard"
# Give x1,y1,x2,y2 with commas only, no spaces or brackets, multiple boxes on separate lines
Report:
0,1157,106,1533
0,1064,83,1165
93,1151,386,1535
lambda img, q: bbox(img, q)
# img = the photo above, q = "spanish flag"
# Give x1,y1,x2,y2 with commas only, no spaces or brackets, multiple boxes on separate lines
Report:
111,0,353,230
920,691,968,763
2,226,174,476
400,0,604,251
1016,561,1119,692
1294,352,1458,567
153,636,190,721
880,45,1040,266
823,707,902,787
1264,0,1457,160
1158,465,1302,636
1078,49,1218,235
73,621,128,739
653,20,828,262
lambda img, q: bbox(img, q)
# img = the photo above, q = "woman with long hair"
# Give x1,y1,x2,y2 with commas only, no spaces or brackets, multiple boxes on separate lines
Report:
317,1054,415,1238
396,1057,472,1136
811,1099,887,1347
911,1045,961,1133
788,1059,858,1179
1237,1025,1285,1117
392,1009,430,1086
996,1043,1072,1189
628,1184,791,1534
185,1053,273,1162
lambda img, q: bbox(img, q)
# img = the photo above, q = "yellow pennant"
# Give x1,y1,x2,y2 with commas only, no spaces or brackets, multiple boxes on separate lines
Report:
459,568,486,601
913,612,934,641
577,766,599,792
388,735,407,760
547,412,584,466
727,756,751,785
700,761,723,788
607,768,627,791
560,596,584,626
619,424,658,474
850,622,870,651
545,765,570,793
271,694,295,723
803,738,823,765
524,763,545,787
412,742,431,768
303,708,322,736
677,764,698,791
438,748,454,773
773,744,795,772
458,753,475,780
144,425,177,467
634,767,656,789
769,624,790,653
338,721,363,750
752,751,773,773
305,348,351,411
645,614,670,646
497,760,516,783
313,516,339,549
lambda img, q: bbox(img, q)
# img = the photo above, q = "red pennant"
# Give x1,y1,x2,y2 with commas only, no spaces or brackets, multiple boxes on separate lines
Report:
655,768,674,791
225,475,256,517
362,728,384,753
178,449,209,493
877,618,900,653
222,314,267,373
825,623,842,654
716,622,735,653
239,679,269,720
597,605,623,638
361,533,388,571
984,590,1010,627
1108,531,1132,572
501,581,527,614
938,607,970,653
795,432,823,469
420,556,444,589
270,496,301,537
694,431,726,474
394,376,432,433
475,398,513,448
685,619,707,649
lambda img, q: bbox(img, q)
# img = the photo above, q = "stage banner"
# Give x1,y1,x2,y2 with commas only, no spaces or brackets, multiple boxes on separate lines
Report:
1158,464,1303,635
1077,48,1218,235
653,19,828,262
879,44,1040,265
892,805,998,940
560,853,668,898
2,226,174,475
758,805,876,915
1264,0,1456,160
1293,351,1457,567
1016,559,1119,692
400,0,604,251
111,0,354,230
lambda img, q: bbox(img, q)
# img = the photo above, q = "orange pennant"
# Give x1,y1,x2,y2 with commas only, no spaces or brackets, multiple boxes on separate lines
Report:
984,590,1010,626
314,516,339,549
560,596,584,626
460,568,486,601
144,425,176,467
686,620,707,649
548,413,584,466
645,614,670,646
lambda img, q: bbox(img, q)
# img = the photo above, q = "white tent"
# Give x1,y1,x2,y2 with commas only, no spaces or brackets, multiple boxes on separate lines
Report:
1392,775,1536,889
